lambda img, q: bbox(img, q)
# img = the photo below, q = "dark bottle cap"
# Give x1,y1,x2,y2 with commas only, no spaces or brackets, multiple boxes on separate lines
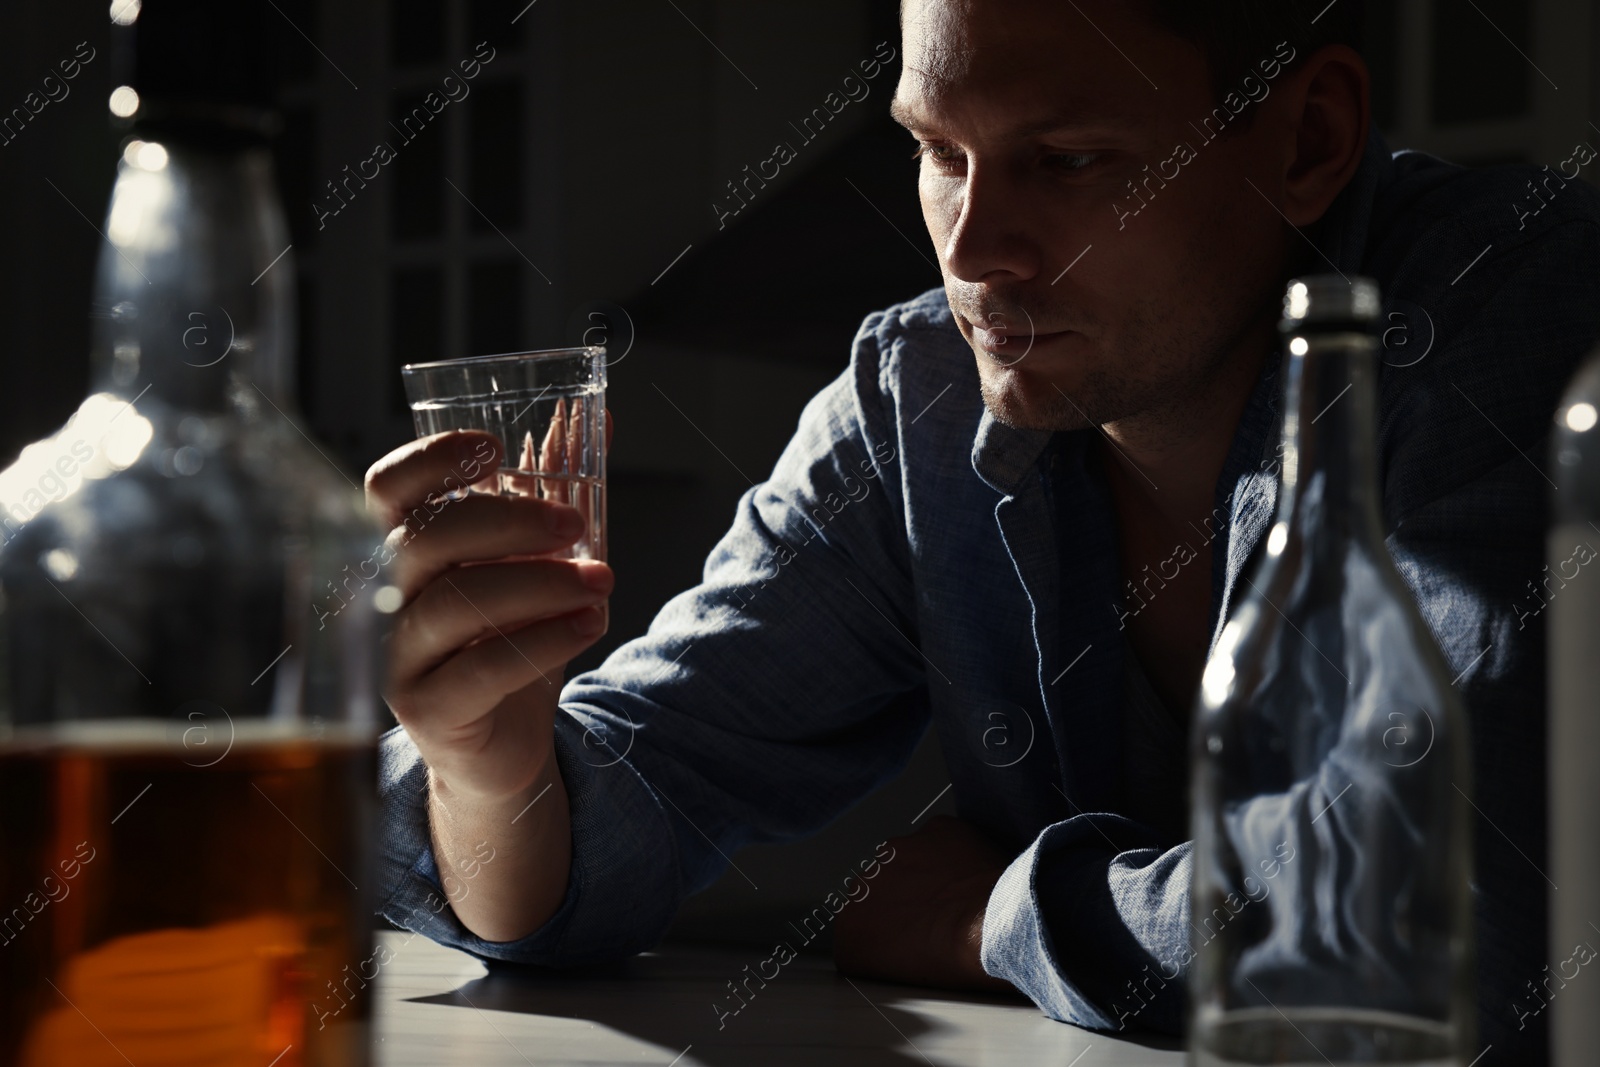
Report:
1281,276,1382,333
110,0,284,141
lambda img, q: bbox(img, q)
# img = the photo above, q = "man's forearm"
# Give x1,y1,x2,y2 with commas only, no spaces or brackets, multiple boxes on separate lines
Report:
427,756,572,944
833,816,1019,994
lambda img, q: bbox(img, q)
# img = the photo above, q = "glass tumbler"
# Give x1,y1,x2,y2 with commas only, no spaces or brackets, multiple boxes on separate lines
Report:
401,347,607,561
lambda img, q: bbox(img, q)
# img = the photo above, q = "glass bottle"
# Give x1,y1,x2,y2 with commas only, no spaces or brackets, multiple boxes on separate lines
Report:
0,3,386,1064
1549,350,1600,1067
1189,276,1475,1066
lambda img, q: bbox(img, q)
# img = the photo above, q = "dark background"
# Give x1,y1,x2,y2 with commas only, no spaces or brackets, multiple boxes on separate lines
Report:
0,0,1589,946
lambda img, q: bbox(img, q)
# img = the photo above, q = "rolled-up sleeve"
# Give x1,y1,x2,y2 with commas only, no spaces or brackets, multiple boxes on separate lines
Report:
375,310,933,966
981,816,1192,1033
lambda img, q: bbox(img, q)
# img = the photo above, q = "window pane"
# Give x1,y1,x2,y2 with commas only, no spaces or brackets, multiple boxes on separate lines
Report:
1431,0,1530,126
391,266,444,412
390,0,445,67
468,261,522,355
389,92,445,241
468,81,523,233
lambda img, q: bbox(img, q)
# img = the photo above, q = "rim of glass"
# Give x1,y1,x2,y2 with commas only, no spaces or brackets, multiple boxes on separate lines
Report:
402,345,605,373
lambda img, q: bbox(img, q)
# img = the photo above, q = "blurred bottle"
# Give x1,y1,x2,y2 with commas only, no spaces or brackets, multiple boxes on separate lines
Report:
1549,351,1600,1067
1189,277,1475,1066
0,3,387,1065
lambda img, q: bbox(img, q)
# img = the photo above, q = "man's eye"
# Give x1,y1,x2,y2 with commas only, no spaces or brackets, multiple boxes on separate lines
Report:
911,142,961,165
911,144,1100,172
1047,153,1100,171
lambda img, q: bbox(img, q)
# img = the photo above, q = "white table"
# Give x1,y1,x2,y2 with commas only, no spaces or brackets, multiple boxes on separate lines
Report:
374,930,1184,1066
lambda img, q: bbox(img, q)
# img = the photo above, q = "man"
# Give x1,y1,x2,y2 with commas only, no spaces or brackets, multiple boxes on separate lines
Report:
369,1,1600,1062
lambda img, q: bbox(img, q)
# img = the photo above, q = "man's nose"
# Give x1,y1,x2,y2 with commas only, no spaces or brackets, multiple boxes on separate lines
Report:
938,165,1043,285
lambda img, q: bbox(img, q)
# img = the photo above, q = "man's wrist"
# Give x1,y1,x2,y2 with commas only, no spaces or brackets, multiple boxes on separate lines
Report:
951,869,1013,991
428,742,557,811
426,755,572,943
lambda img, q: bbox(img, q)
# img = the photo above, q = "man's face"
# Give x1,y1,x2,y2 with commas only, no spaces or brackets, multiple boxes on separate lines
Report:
894,0,1299,432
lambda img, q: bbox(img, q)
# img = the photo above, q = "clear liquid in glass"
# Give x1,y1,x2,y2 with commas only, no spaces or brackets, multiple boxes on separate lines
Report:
409,389,606,561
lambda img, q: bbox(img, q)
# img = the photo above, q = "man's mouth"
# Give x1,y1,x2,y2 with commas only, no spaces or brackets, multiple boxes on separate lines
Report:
967,319,1073,357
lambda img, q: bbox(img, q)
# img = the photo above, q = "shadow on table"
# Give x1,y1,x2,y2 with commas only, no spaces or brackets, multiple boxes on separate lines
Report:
404,942,1125,1066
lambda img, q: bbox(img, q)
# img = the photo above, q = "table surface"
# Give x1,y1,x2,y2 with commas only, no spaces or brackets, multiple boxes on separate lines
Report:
374,930,1184,1066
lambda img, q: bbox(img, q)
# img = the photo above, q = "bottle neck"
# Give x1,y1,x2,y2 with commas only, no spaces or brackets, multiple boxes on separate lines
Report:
89,134,295,414
1274,331,1386,550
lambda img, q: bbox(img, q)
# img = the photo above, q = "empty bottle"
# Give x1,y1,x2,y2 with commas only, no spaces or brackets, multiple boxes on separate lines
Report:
1189,276,1475,1066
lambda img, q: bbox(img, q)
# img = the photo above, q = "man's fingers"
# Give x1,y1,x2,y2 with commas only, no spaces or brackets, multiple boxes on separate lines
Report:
365,431,502,529
388,559,612,684
399,606,609,732
387,494,589,600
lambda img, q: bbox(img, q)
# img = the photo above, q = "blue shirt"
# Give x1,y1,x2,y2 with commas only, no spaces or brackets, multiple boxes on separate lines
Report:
377,127,1600,1063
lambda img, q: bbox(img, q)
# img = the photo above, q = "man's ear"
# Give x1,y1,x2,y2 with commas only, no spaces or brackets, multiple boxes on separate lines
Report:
1275,44,1371,228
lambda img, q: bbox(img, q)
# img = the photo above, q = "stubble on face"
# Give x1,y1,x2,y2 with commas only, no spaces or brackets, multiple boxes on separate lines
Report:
968,217,1266,445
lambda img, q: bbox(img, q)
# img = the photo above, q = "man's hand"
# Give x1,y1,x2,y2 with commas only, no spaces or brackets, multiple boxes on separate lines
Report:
833,815,1019,994
366,422,613,804
363,415,614,943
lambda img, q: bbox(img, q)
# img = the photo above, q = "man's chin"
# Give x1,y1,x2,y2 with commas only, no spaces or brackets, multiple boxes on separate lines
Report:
976,363,1094,432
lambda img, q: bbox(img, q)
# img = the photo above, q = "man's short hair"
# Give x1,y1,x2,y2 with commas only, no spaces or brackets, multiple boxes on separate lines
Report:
1138,0,1367,117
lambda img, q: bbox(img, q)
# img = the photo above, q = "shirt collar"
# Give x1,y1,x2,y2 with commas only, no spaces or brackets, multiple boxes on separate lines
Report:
970,407,1054,497
1204,123,1396,642
1212,121,1397,508
1320,122,1391,277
